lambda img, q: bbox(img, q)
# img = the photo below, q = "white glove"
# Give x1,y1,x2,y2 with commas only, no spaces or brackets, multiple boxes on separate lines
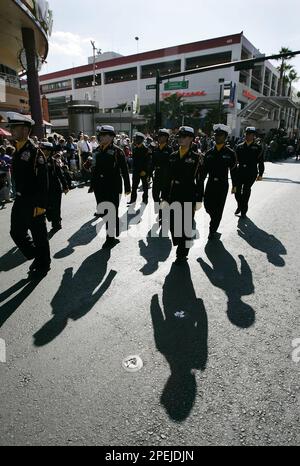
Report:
195,202,202,211
160,200,169,209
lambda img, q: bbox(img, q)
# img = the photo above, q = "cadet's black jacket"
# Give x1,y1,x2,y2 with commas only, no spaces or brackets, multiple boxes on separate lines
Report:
91,143,130,196
162,147,203,203
12,138,48,208
151,144,173,181
132,144,151,174
235,141,264,177
47,156,69,194
199,144,238,201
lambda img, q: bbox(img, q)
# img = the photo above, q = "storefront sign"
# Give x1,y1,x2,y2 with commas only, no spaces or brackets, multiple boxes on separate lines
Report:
161,91,207,98
243,90,257,100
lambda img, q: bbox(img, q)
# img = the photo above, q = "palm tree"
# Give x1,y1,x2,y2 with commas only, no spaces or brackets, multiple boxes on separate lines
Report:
276,47,294,96
287,68,299,97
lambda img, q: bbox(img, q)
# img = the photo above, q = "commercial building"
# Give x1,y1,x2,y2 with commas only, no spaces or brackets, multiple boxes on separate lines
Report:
39,32,299,137
0,0,52,137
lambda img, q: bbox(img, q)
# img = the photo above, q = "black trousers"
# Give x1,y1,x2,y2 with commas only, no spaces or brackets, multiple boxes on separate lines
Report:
94,191,120,238
204,181,228,234
235,174,257,215
10,198,51,268
169,201,195,258
130,172,148,203
46,190,62,227
152,176,163,219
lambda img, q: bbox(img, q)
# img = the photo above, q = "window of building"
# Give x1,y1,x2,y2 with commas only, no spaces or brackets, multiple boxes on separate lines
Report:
74,74,101,88
241,48,251,61
141,60,181,79
271,74,277,91
251,66,262,93
104,67,137,84
264,68,271,87
263,85,269,96
185,52,232,70
41,79,72,94
0,64,17,76
239,71,249,85
47,96,70,119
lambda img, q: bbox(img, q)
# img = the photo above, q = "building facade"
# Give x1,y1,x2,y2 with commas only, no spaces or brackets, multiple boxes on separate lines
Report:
39,32,299,137
0,0,53,137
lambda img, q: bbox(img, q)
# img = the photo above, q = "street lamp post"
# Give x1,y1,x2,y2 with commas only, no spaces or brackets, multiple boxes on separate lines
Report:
135,36,139,54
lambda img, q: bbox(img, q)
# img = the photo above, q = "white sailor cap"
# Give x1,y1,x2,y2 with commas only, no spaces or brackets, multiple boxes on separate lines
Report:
134,132,145,140
245,126,256,133
158,128,170,137
6,112,35,127
178,126,195,137
39,141,53,150
213,123,231,135
96,125,116,136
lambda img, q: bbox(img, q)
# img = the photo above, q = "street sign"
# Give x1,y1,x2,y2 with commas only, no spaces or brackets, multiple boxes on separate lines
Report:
146,84,156,90
164,81,189,91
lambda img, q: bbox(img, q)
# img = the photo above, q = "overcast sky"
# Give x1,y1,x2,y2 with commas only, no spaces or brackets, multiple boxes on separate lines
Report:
42,0,300,90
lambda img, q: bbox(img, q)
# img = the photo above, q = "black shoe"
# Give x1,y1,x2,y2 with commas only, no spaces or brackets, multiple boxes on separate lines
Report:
174,256,188,266
208,231,221,240
51,223,62,231
102,237,119,249
28,264,50,279
94,212,101,217
235,207,241,215
29,258,39,272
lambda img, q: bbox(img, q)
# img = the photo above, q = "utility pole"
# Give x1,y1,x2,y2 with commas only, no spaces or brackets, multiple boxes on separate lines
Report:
90,40,97,100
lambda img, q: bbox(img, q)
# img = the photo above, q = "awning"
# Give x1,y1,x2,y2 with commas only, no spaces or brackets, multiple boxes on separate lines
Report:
238,96,299,122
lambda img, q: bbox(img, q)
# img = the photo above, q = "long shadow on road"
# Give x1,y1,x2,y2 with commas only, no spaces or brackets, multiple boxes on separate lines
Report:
34,248,117,346
0,277,44,328
139,224,172,275
151,263,208,422
54,218,98,259
198,240,255,328
237,217,287,267
0,247,27,272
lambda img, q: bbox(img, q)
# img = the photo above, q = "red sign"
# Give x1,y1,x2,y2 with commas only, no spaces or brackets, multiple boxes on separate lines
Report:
161,91,207,98
243,90,257,101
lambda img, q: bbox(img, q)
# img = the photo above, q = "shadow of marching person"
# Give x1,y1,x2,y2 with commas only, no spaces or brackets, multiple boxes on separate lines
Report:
198,240,255,328
237,217,286,267
139,224,172,275
0,246,28,272
0,277,45,328
33,248,117,346
54,218,99,259
150,263,208,422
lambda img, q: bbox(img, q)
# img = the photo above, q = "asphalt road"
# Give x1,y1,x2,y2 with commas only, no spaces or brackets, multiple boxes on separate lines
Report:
0,159,300,446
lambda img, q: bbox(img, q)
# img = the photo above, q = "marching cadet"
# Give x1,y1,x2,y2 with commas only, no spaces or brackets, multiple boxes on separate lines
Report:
151,129,173,224
199,123,238,240
40,142,69,231
161,126,203,265
7,112,51,278
128,132,151,205
234,126,264,218
90,125,131,248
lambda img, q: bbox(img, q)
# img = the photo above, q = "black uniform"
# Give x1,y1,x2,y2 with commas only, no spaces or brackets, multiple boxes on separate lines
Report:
200,144,238,236
129,144,151,204
91,143,130,238
46,154,69,229
151,143,173,216
162,147,203,259
235,141,264,215
10,139,50,271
